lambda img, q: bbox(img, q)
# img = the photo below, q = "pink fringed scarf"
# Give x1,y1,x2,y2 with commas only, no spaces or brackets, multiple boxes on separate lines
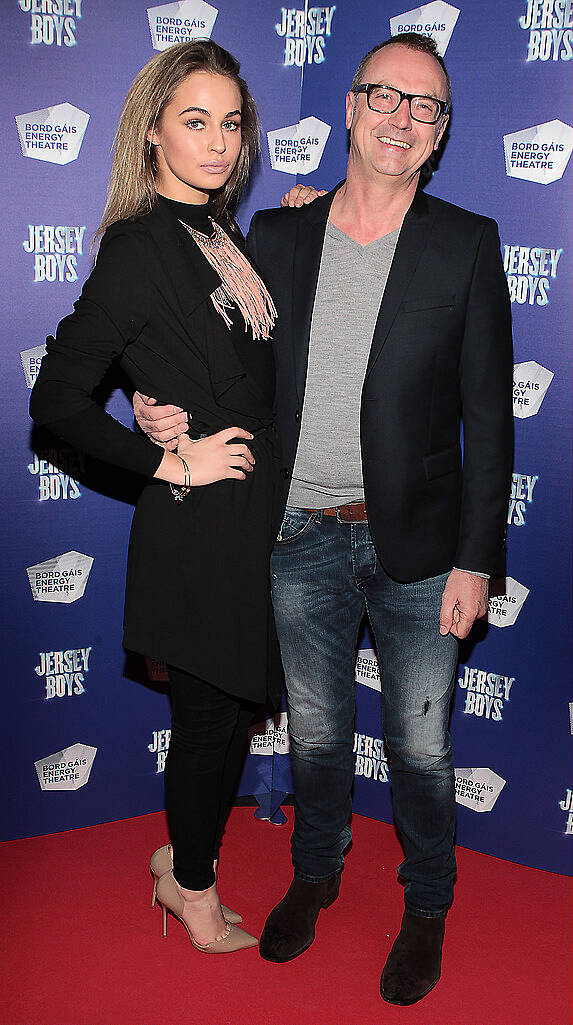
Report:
180,218,277,340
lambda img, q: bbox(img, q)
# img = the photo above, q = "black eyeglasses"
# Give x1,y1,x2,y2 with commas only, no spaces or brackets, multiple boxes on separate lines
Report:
352,84,449,124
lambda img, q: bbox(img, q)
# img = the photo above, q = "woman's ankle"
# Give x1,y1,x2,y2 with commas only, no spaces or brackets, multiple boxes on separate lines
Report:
180,881,219,903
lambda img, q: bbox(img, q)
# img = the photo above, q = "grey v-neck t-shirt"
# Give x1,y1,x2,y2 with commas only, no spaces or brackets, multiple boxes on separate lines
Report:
287,220,400,509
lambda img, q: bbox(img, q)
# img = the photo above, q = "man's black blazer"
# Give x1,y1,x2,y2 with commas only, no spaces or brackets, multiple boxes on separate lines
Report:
248,184,514,583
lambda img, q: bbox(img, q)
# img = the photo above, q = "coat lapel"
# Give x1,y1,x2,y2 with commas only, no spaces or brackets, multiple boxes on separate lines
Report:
364,188,433,382
144,199,222,319
144,200,250,400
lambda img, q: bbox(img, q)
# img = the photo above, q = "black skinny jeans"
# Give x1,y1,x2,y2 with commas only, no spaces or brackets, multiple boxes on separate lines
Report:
164,665,255,890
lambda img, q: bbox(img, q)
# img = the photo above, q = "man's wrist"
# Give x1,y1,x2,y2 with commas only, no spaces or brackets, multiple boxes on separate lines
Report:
452,567,490,580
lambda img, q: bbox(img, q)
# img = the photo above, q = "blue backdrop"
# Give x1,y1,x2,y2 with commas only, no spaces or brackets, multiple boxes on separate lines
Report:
3,0,572,877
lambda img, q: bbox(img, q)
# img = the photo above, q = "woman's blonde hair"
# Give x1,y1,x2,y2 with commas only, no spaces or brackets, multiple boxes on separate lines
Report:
95,40,260,244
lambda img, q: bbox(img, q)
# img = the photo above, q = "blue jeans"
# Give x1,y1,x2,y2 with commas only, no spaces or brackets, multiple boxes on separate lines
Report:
270,508,459,917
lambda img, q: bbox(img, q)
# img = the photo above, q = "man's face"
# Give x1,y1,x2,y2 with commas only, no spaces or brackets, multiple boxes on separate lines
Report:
346,44,449,186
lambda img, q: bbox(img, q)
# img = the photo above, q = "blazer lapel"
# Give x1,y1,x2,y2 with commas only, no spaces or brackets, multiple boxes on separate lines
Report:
364,188,434,382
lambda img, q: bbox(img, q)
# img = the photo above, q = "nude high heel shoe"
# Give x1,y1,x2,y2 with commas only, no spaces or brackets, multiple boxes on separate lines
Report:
149,845,243,924
156,871,258,953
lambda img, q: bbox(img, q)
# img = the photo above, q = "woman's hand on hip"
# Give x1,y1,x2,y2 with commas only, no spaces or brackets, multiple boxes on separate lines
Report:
153,428,255,486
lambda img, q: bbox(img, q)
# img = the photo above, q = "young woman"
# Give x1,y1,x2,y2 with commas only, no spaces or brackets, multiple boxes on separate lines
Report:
30,40,283,953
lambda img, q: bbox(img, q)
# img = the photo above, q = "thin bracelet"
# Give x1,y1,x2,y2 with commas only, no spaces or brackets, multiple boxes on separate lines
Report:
169,454,192,502
179,454,192,488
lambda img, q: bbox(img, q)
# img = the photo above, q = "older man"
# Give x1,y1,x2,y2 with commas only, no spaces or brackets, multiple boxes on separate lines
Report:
135,33,513,1005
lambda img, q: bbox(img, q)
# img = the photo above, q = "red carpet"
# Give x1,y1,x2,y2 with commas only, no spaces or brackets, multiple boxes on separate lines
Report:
1,807,570,1025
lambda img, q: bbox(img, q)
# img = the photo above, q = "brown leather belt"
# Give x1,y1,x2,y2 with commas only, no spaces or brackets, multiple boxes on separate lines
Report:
321,501,368,522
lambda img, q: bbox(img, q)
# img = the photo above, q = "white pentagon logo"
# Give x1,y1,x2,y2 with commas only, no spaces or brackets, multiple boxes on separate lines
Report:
455,767,506,813
27,550,94,604
35,743,97,792
249,711,290,756
147,0,218,51
20,344,47,389
268,116,331,176
15,103,89,165
504,119,573,185
389,1,460,55
355,647,381,692
487,577,529,629
513,360,554,419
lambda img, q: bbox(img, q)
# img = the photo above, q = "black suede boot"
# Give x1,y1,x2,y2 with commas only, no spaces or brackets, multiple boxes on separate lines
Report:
259,874,341,962
380,910,445,1005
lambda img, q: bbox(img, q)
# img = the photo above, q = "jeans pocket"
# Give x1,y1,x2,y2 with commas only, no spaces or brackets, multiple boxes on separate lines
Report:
276,507,317,543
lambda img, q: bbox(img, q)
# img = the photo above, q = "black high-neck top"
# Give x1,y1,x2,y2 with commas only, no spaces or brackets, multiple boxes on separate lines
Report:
159,195,213,231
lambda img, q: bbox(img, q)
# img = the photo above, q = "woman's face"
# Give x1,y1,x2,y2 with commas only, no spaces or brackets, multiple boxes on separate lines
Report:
148,71,243,204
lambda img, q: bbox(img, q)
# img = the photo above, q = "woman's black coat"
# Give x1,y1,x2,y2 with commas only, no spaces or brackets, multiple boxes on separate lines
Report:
30,199,283,705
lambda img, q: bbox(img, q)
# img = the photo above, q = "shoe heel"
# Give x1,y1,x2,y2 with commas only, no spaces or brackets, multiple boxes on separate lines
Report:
149,843,173,910
161,902,167,938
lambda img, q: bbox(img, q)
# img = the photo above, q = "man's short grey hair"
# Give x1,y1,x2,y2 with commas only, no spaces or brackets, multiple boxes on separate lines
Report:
351,33,452,109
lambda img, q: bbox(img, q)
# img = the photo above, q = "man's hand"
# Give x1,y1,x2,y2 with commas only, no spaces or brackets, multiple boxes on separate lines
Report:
281,185,327,208
439,569,489,639
133,391,189,451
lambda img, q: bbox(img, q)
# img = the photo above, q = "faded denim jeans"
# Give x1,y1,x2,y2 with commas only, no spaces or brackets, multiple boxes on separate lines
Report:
270,507,459,916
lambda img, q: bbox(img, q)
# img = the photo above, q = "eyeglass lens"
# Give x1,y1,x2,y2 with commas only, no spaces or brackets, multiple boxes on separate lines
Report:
367,86,441,123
